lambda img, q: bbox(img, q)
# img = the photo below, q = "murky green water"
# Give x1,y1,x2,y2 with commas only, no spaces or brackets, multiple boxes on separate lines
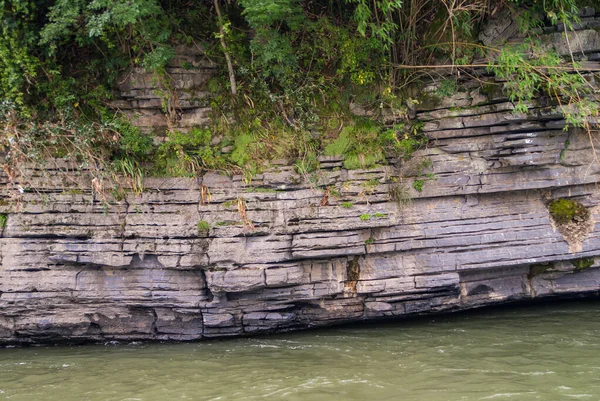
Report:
2,300,600,401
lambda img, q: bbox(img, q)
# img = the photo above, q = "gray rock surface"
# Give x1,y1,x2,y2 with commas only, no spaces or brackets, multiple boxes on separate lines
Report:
2,12,600,344
111,45,217,135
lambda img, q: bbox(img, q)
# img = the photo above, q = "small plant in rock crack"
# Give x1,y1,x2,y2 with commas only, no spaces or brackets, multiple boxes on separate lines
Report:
413,179,424,192
197,220,210,233
389,184,412,208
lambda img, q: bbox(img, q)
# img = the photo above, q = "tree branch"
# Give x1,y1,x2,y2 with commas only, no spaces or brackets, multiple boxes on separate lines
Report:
214,0,237,96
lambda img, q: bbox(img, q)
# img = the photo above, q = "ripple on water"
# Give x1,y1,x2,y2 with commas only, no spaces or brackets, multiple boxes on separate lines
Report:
479,392,538,399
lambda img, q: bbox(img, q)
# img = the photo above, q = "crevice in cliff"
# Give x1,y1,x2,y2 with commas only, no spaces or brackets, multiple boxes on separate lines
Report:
199,269,214,303
525,262,553,298
74,268,84,290
11,233,93,240
86,322,103,336
466,284,493,296
150,308,158,337
130,253,164,269
344,256,361,295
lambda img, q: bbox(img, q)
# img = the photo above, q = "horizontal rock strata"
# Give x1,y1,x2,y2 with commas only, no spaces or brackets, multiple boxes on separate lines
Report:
2,12,600,344
2,92,600,343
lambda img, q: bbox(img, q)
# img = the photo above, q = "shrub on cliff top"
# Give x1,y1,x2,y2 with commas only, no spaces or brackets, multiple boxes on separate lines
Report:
1,0,596,194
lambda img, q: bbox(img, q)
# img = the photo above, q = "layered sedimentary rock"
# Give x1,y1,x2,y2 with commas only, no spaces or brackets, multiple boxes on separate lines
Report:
110,44,217,135
2,11,600,344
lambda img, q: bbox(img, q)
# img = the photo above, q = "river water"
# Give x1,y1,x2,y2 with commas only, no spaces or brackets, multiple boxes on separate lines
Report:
1,300,600,401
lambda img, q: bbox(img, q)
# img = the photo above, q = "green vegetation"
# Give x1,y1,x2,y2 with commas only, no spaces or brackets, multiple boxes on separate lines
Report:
341,202,354,209
360,214,371,221
328,187,341,198
436,79,458,97
61,189,85,196
365,236,375,245
548,199,589,225
413,180,425,192
487,40,598,126
222,200,236,208
323,122,426,170
373,212,387,218
0,214,7,228
154,129,226,177
571,258,594,271
197,220,210,233
389,184,412,208
0,0,596,195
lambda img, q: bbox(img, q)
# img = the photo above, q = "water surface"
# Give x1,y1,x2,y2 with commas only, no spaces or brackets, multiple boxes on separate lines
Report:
2,300,600,400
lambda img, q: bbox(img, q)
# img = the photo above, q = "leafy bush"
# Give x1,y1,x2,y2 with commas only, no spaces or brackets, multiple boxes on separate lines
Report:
487,40,597,126
323,119,427,170
436,79,457,97
1,0,596,193
114,121,153,159
154,128,227,176
324,121,388,169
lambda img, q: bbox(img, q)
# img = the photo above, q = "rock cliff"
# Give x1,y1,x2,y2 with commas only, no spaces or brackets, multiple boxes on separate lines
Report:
2,11,600,344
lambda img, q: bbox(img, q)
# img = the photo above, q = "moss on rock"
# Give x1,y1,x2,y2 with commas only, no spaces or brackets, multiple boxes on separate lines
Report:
571,258,595,271
546,198,593,253
548,199,589,224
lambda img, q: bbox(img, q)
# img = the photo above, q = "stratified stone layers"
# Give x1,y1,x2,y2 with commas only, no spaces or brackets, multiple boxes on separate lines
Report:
2,91,600,344
3,10,600,344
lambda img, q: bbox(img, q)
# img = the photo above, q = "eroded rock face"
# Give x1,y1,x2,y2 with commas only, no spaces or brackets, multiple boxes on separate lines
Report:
2,11,600,345
2,99,600,344
111,45,217,135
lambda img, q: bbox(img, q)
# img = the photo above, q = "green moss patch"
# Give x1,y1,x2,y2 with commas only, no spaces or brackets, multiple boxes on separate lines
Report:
548,199,589,225
571,258,595,271
547,198,593,252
